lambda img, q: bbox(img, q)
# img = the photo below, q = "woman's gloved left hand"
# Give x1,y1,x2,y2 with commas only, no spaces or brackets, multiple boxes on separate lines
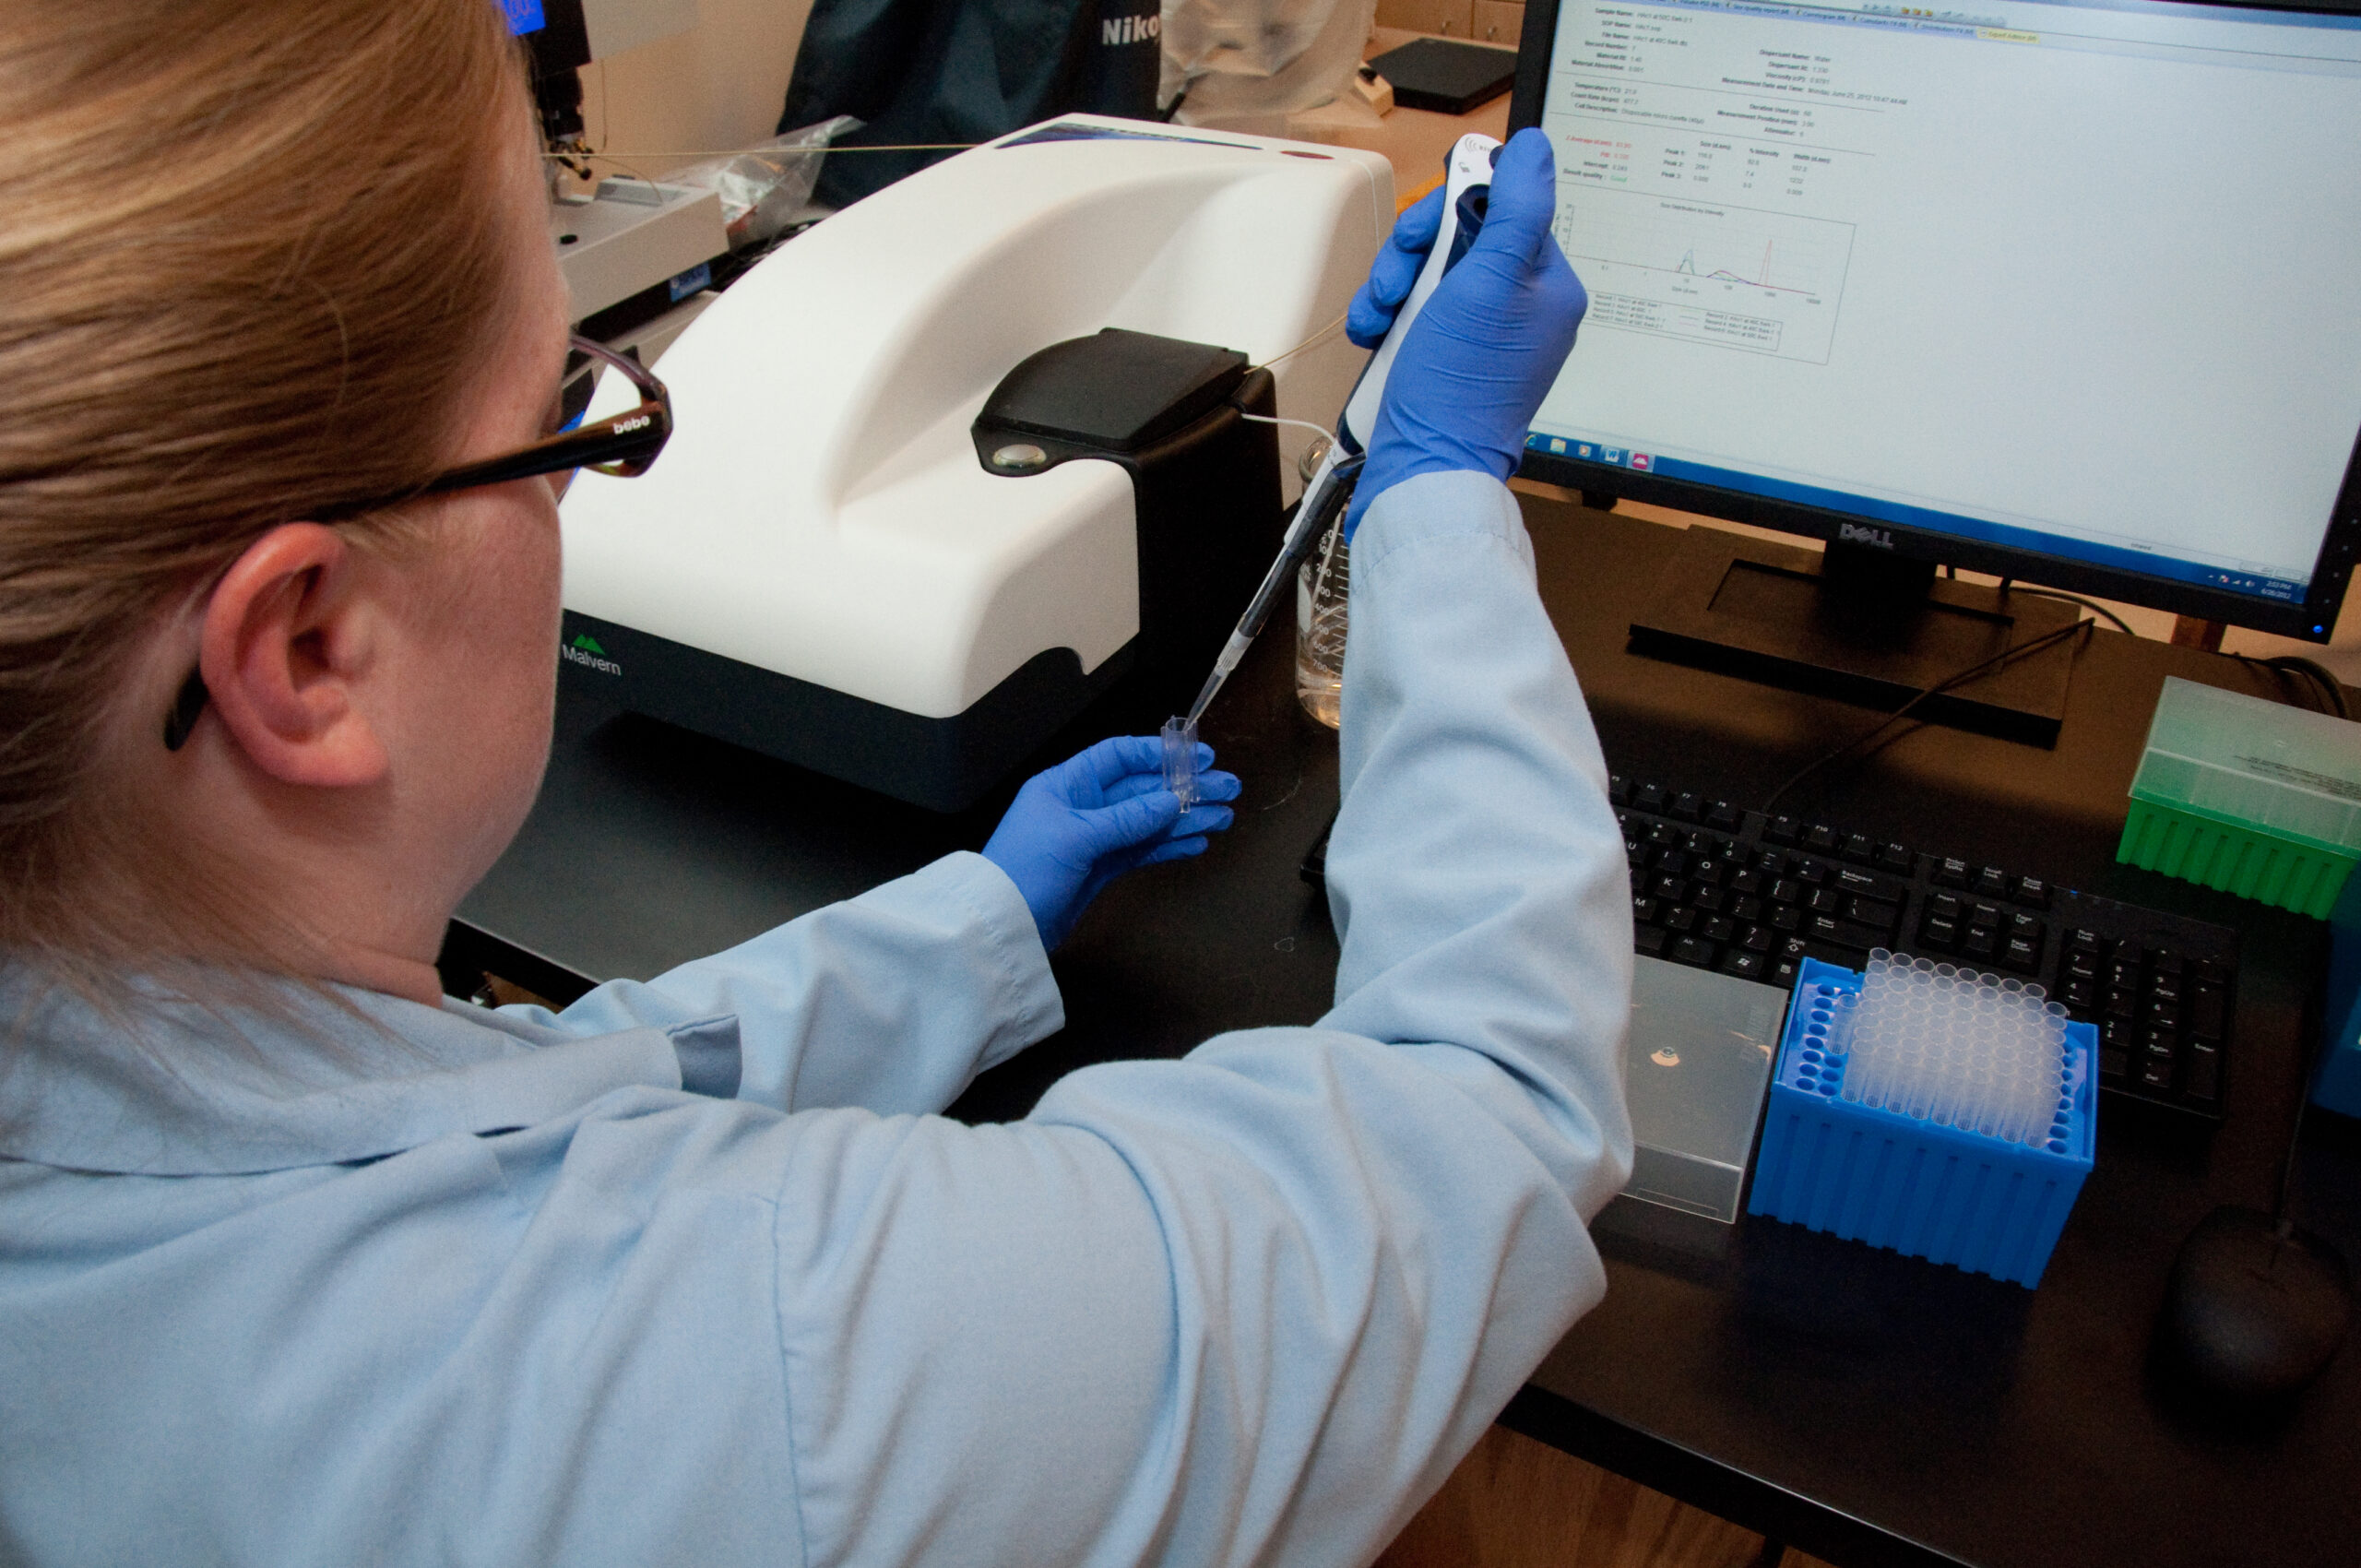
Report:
983,735,1240,951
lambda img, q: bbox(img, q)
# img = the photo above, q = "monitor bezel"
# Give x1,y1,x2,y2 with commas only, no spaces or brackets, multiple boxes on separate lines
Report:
1506,0,2361,641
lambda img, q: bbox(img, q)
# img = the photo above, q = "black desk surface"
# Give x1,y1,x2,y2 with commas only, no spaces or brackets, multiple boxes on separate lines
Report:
455,493,2361,1568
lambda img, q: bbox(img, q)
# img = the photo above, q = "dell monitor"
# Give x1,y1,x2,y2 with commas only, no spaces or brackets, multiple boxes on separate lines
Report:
1507,0,2361,735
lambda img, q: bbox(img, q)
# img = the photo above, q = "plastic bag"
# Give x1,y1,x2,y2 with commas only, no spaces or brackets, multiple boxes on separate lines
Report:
1159,0,1377,129
670,115,861,248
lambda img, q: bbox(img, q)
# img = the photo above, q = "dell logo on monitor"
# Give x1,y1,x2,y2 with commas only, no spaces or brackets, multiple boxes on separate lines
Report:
1839,523,1896,549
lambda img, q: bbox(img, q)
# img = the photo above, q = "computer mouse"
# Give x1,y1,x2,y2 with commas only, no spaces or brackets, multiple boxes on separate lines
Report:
2156,1206,2352,1400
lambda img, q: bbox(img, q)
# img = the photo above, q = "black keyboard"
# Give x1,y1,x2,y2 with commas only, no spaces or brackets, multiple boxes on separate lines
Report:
1608,775,2236,1123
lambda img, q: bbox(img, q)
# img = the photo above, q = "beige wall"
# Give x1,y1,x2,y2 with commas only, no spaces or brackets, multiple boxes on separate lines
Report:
576,0,818,178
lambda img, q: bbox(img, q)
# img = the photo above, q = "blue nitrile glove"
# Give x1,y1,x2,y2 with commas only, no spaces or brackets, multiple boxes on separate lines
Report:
982,734,1241,951
1343,127,1588,539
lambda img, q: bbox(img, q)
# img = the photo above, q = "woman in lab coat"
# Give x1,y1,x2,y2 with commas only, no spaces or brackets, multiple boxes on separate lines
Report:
0,0,1624,1562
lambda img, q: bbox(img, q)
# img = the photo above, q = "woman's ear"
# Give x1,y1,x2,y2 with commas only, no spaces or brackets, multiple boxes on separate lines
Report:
194,523,391,788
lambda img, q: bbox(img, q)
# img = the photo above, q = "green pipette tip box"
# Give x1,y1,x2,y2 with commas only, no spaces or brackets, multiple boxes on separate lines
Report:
2117,677,2361,919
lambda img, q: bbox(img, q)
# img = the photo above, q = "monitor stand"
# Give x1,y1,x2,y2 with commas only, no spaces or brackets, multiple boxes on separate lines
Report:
1627,529,2085,747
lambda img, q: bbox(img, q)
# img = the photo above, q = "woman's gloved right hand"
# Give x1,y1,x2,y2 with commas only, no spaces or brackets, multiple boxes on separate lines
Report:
1343,126,1588,539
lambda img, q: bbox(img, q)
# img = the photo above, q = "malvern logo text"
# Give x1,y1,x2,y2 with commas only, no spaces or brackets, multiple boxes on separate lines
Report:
563,644,622,676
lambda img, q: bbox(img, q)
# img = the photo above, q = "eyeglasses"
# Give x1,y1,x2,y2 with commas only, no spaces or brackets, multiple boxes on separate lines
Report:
161,334,671,750
318,334,672,519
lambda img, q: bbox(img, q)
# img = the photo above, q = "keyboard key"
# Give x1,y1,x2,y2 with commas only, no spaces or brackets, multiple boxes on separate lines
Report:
1918,915,1960,950
1631,896,1659,925
1845,896,1899,932
1765,815,1800,845
1664,906,1699,934
2148,973,2182,1004
1928,891,1964,921
1810,914,1893,950
1608,774,1631,806
1705,800,1741,831
2100,1048,2129,1082
1771,878,1804,905
1877,842,1914,873
2006,911,2043,943
1724,950,1769,980
2191,984,2227,1039
2062,978,2097,1008
1809,888,1844,916
1741,925,1775,953
2148,947,2184,977
2106,989,2139,1019
1689,857,1726,886
1754,849,1786,874
1671,791,1703,821
2139,1056,2175,1092
1691,885,1727,914
1633,783,1667,813
1647,821,1681,847
2195,957,2231,987
1790,860,1829,887
1655,849,1688,874
1843,833,1876,863
1702,916,1736,943
1635,925,1667,957
1968,902,2002,930
1803,939,1874,972
1729,870,1764,897
1934,857,1970,887
1833,866,1905,902
1672,936,1718,967
1962,927,1998,961
2011,875,2051,909
1652,875,1686,903
1772,906,1804,933
1805,825,1840,853
2002,937,2040,972
2145,1002,2181,1033
2186,1042,2222,1104
2068,928,2106,956
1731,896,1763,922
1974,865,2010,897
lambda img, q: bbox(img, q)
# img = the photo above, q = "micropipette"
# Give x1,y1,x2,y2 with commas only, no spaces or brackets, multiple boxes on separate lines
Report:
1180,131,1503,729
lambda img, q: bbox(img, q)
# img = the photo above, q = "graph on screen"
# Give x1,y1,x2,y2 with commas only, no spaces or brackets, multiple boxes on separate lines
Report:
1556,189,1857,363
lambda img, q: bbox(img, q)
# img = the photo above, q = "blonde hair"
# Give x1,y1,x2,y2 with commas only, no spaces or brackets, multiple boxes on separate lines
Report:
0,0,529,981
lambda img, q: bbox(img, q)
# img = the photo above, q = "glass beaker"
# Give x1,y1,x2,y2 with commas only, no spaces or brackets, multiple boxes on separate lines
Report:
1295,519,1347,729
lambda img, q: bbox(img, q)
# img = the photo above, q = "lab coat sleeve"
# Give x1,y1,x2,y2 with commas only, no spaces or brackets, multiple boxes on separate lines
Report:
770,470,1635,1567
509,851,1063,1116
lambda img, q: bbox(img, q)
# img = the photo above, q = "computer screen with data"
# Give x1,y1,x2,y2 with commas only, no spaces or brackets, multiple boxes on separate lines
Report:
1510,0,2361,636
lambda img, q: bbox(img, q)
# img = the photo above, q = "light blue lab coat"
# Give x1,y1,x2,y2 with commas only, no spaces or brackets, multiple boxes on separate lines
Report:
0,471,1633,1567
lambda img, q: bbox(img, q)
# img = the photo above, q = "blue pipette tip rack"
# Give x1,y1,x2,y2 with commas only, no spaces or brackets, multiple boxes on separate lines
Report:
1748,958,2098,1288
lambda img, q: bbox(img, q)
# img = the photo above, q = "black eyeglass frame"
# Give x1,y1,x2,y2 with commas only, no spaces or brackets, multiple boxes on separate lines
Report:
318,334,672,520
162,334,671,750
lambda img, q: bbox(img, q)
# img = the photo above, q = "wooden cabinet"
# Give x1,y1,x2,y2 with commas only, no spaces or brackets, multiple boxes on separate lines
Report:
1473,0,1525,45
1375,0,1477,39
